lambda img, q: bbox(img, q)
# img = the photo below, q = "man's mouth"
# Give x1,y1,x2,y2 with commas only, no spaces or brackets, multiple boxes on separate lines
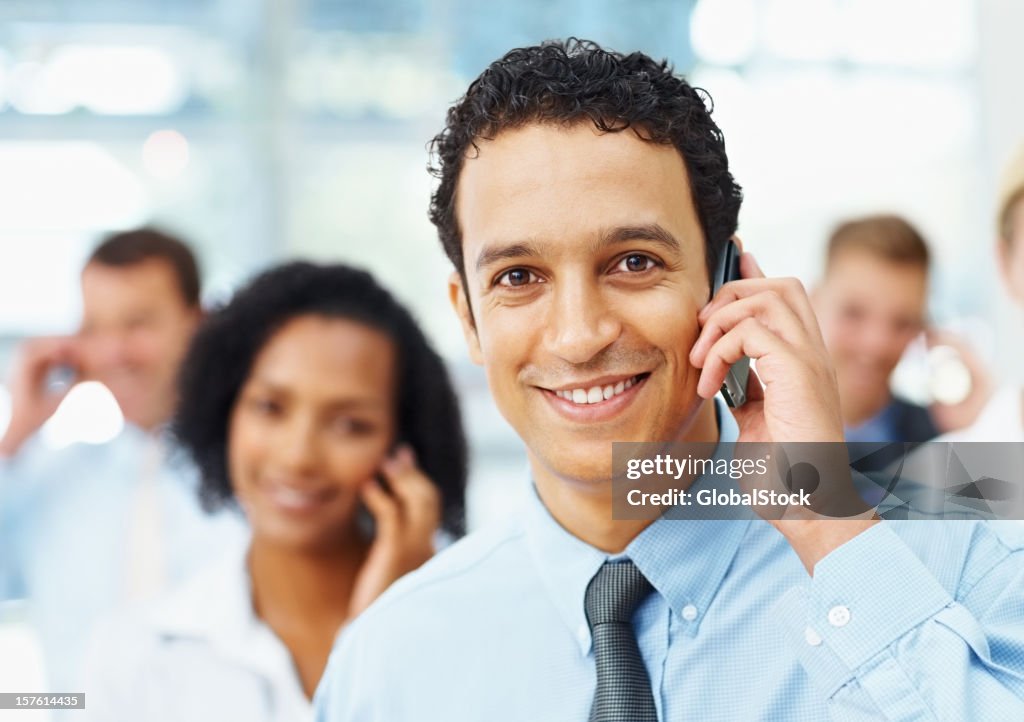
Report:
545,373,650,405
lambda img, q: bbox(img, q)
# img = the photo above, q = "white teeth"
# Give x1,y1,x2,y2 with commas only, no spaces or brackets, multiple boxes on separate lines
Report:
557,376,642,405
267,485,323,511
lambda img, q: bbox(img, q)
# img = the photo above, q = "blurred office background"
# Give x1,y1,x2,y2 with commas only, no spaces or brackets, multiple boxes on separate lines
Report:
1,0,1023,708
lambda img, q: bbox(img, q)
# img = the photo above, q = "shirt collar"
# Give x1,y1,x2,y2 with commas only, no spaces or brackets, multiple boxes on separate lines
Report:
147,536,310,712
148,535,256,646
525,397,751,654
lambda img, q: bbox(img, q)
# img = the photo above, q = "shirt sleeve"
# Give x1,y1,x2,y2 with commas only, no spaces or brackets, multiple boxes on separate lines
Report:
774,521,1024,721
313,625,381,722
0,455,31,601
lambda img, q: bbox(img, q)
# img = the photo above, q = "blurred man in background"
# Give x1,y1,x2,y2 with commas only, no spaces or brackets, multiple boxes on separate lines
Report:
0,228,244,694
813,215,941,442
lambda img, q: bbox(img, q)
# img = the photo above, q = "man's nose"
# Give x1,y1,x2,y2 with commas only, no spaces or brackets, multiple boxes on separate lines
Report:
85,332,132,368
542,278,621,364
861,320,899,359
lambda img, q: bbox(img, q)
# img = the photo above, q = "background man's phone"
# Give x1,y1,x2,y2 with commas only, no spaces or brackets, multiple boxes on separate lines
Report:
43,363,78,395
713,240,750,407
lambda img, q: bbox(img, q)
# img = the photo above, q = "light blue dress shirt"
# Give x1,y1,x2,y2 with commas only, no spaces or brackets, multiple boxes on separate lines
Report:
0,426,246,694
315,402,1024,720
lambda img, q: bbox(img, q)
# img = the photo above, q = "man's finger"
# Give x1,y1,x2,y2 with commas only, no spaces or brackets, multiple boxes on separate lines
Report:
700,255,819,335
696,318,796,399
691,290,809,368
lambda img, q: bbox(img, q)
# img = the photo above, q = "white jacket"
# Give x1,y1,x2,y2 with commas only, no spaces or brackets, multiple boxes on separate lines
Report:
84,538,312,722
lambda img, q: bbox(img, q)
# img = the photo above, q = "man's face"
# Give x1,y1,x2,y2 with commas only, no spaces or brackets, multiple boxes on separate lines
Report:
79,259,200,430
814,249,927,399
450,123,713,485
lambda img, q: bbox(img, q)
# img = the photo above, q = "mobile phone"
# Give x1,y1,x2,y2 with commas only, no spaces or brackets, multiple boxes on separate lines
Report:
712,240,750,408
43,363,78,394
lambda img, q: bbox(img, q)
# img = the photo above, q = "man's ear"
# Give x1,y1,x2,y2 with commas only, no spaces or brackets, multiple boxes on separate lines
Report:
731,234,744,253
448,271,484,365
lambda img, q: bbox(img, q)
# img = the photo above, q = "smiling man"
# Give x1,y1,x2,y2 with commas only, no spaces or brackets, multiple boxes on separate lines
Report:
315,40,1024,721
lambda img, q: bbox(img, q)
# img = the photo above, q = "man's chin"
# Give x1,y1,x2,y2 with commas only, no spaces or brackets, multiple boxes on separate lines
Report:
109,394,159,429
529,443,617,489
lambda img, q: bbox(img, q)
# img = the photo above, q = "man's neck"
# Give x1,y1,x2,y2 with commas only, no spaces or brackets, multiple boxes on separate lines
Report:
532,399,720,553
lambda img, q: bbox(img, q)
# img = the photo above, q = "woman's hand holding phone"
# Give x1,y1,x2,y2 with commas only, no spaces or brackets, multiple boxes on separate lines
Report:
346,445,442,620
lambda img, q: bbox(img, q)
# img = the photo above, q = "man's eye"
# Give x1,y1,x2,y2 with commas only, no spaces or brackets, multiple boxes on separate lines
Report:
497,268,537,287
616,254,658,273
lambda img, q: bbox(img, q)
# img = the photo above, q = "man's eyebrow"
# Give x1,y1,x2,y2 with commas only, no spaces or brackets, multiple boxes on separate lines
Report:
599,224,682,253
475,240,543,272
473,224,683,272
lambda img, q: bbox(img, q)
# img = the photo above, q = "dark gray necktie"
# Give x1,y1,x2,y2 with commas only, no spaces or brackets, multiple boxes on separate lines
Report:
584,560,658,722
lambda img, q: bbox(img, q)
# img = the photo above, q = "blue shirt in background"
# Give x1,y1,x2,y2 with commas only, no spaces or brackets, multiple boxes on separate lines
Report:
844,396,938,443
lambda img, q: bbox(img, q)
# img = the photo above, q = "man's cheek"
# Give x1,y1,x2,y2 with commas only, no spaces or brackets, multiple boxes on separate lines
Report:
654,311,700,358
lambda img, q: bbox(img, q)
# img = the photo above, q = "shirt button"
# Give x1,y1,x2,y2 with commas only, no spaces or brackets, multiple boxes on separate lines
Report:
577,624,590,646
681,604,698,621
804,626,823,646
828,605,851,628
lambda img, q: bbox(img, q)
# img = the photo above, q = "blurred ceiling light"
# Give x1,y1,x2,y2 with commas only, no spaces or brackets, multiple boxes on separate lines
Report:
303,45,454,119
840,0,974,69
47,44,186,115
142,129,190,180
762,0,839,62
40,381,124,450
691,0,757,66
0,142,147,231
8,61,76,115
687,66,749,137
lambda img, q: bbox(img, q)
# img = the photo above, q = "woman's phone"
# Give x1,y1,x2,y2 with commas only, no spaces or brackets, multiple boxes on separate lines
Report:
713,240,750,407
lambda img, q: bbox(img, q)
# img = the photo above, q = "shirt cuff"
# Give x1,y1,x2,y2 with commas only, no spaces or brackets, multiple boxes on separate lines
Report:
773,521,954,695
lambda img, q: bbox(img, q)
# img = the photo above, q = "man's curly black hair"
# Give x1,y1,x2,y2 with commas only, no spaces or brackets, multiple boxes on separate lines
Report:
428,37,742,285
173,261,468,536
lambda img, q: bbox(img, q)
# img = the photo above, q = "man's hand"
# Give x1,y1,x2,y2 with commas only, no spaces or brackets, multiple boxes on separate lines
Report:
346,445,442,620
690,250,876,574
691,252,844,444
0,337,79,458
